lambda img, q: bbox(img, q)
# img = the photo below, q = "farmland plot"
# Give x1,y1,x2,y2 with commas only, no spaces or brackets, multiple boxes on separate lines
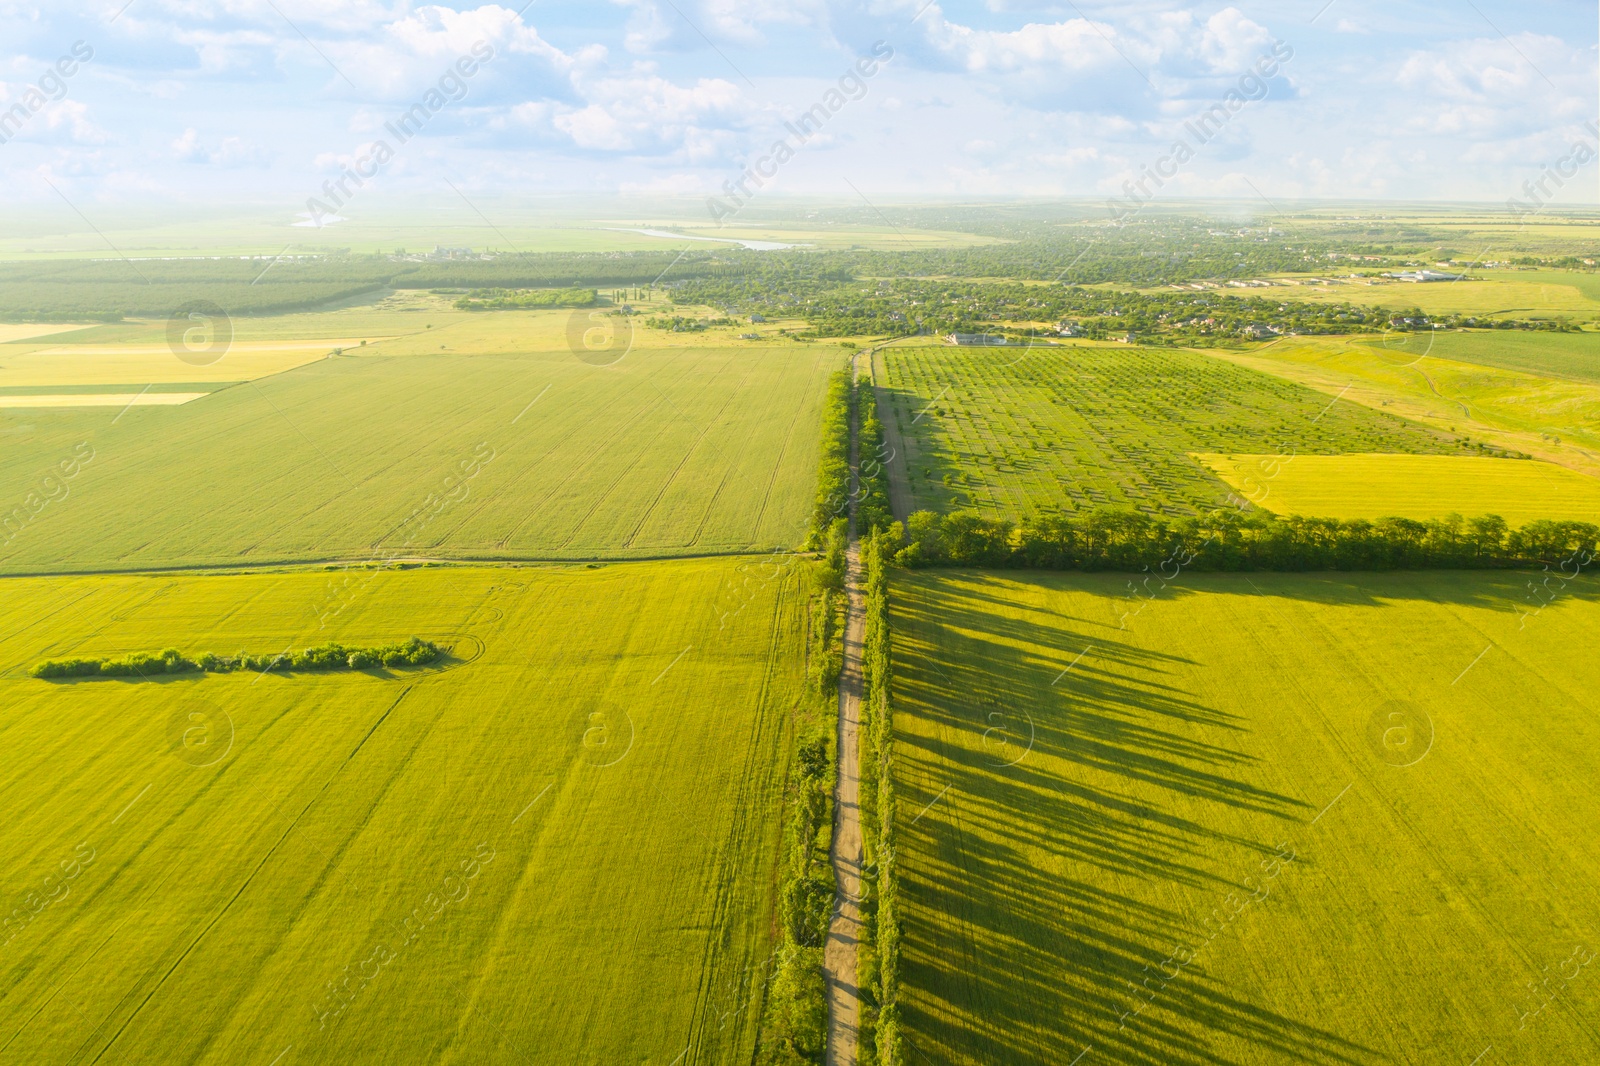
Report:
0,343,839,572
877,346,1456,520
0,559,806,1065
890,569,1600,1066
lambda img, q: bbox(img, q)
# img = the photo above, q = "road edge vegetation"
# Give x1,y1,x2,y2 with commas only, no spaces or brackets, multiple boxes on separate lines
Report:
759,366,856,1065
856,531,900,1066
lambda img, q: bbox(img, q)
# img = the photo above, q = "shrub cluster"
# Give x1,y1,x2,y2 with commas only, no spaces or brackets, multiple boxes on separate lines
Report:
857,532,902,1065
452,287,595,310
890,507,1599,572
32,637,443,679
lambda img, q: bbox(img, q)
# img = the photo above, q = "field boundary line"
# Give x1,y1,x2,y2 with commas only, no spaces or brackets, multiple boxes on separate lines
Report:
0,549,798,580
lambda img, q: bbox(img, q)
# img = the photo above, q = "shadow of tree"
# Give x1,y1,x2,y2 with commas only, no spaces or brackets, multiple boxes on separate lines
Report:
890,574,1384,1066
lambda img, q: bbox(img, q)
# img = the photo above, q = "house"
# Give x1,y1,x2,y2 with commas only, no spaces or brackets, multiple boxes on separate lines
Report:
1384,270,1466,283
1241,324,1278,340
1057,321,1085,337
946,333,1014,346
750,314,767,323
739,332,761,339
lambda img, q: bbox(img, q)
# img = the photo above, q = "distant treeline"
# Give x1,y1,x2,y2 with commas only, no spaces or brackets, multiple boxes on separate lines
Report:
0,222,1413,323
33,637,443,678
890,508,1599,572
0,252,722,320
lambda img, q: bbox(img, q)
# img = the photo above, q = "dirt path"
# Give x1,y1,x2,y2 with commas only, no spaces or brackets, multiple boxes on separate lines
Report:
824,355,866,1066
869,348,914,523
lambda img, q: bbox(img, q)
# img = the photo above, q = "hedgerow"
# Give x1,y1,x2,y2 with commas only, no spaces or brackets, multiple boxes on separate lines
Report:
808,368,854,548
857,531,901,1065
889,507,1598,572
32,637,443,679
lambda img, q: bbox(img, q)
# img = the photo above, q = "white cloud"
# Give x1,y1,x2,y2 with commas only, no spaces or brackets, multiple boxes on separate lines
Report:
173,127,268,166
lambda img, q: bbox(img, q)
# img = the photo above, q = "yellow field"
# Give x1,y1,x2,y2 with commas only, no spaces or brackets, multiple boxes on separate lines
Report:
892,568,1600,1065
0,559,803,1064
0,393,205,409
0,337,397,388
0,324,99,343
1198,453,1600,524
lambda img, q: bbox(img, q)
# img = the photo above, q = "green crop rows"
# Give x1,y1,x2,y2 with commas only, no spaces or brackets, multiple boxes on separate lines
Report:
879,345,1457,519
0,343,841,574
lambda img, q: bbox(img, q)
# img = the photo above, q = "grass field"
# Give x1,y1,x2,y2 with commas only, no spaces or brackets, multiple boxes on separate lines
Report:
0,558,806,1064
1408,330,1600,385
1197,453,1600,525
1213,338,1600,479
874,345,1456,520
0,322,840,572
889,569,1600,1066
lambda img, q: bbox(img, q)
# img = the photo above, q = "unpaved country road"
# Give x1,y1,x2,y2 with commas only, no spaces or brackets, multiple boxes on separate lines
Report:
825,355,866,1066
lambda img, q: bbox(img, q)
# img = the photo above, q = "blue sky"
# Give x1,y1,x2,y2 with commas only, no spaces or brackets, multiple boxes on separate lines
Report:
0,0,1595,217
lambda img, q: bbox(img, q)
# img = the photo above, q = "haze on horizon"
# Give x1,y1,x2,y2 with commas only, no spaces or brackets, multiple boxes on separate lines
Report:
0,0,1595,230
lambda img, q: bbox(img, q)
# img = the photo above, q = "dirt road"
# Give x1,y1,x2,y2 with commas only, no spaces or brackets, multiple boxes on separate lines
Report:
824,356,866,1066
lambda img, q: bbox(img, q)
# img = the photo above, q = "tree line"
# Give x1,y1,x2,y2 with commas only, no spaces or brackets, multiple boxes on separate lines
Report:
888,507,1599,572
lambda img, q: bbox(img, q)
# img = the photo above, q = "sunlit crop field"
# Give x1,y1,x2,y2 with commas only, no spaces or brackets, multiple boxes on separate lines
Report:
890,568,1600,1066
0,330,840,572
0,559,803,1065
1197,453,1600,525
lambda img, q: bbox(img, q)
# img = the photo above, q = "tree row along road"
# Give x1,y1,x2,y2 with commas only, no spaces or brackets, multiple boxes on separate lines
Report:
825,352,866,1066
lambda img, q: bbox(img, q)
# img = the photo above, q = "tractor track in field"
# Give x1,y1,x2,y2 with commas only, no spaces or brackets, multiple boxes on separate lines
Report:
824,352,866,1066
0,550,795,581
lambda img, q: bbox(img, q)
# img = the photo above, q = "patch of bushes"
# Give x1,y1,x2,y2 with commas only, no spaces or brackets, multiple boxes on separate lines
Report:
32,637,443,679
452,287,596,310
889,507,1600,572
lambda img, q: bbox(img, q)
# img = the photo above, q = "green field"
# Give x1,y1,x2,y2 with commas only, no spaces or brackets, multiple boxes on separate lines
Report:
874,345,1457,520
1408,330,1600,386
1198,453,1600,525
0,325,839,572
1215,338,1600,479
889,569,1600,1065
0,558,806,1064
